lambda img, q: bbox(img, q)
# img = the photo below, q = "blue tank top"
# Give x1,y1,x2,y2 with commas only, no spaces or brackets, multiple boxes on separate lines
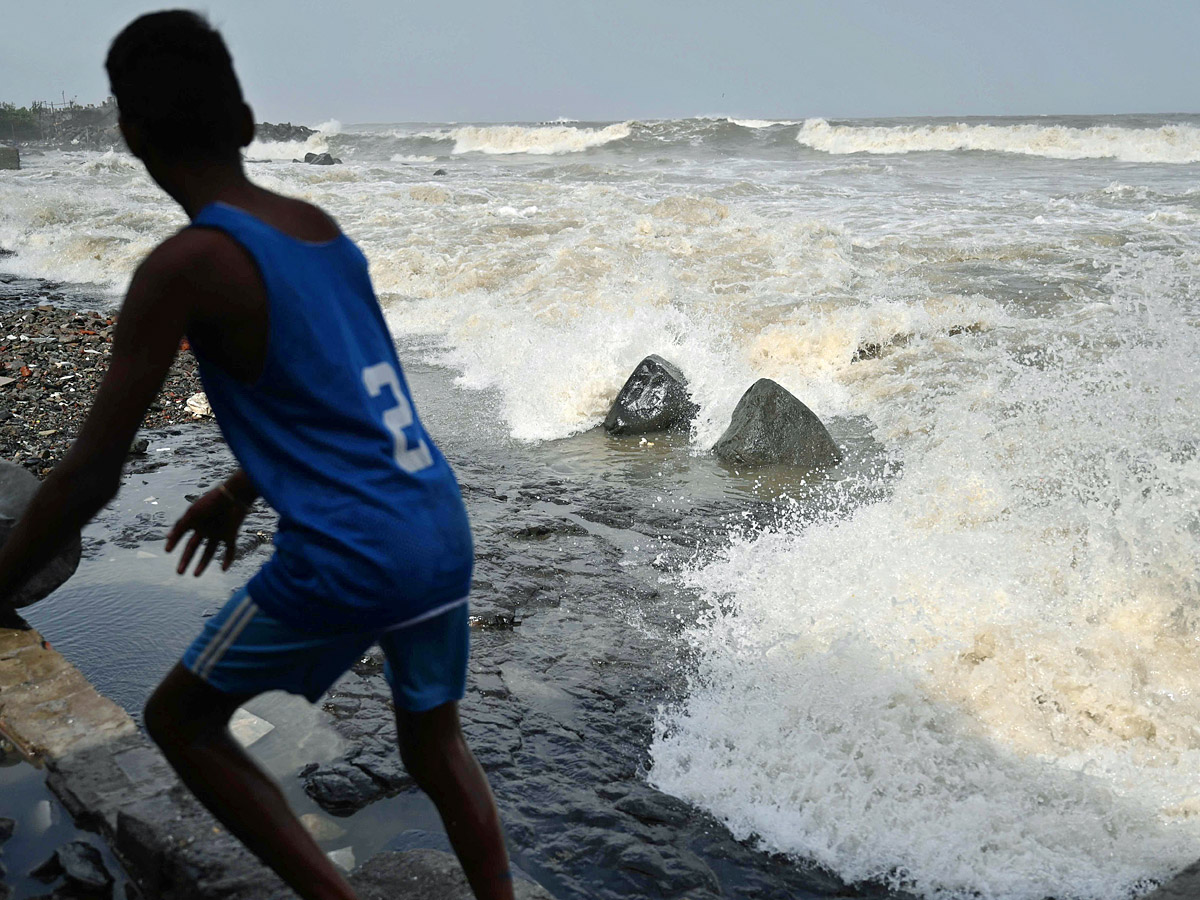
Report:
189,202,472,632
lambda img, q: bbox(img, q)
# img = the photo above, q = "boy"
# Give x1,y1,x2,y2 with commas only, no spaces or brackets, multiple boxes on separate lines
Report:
0,11,514,900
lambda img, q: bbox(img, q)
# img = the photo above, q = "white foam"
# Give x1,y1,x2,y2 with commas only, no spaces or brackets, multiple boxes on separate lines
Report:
245,120,341,161
728,117,799,129
652,254,1200,898
797,118,1200,163
373,196,862,445
0,152,179,291
447,122,632,155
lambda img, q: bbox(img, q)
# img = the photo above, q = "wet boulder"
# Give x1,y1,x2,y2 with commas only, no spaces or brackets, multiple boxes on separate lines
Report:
604,355,698,436
0,462,81,608
0,146,18,171
300,761,385,816
256,121,316,143
31,841,113,892
304,152,342,166
713,378,842,468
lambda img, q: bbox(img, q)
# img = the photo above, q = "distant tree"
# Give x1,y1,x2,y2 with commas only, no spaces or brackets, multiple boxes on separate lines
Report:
0,103,41,142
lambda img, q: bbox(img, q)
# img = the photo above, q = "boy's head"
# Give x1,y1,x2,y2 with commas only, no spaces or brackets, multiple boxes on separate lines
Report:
106,10,253,162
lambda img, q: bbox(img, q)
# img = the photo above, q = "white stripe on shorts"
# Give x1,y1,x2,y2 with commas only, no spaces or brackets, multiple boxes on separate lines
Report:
192,593,260,680
381,595,469,633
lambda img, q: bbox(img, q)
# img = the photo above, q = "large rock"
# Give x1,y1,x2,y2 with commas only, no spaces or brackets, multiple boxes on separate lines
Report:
0,146,18,171
1145,857,1200,899
713,378,842,468
0,462,81,608
300,761,385,816
255,121,316,143
303,152,342,166
31,841,114,892
350,850,553,900
603,355,698,436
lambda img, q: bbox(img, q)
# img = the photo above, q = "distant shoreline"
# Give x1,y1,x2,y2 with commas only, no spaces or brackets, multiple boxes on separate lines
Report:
1,98,317,151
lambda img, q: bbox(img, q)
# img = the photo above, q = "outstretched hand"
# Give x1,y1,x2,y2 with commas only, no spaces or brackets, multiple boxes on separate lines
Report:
165,486,248,576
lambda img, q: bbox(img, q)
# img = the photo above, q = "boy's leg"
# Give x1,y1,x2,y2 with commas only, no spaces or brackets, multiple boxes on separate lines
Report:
396,701,514,900
380,602,513,900
144,664,359,900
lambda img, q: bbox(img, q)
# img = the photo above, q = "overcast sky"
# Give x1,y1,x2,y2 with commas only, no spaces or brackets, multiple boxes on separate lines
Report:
3,0,1198,124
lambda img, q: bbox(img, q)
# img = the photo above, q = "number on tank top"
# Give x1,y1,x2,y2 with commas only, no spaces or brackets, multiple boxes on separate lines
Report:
361,362,434,474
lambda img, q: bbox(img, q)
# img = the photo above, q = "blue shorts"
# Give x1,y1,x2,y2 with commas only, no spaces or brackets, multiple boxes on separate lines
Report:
181,586,469,711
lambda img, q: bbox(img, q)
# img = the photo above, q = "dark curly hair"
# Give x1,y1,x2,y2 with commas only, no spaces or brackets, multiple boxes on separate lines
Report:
106,10,248,159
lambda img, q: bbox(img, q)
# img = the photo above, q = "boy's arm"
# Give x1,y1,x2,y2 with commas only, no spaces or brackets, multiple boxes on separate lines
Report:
0,231,212,604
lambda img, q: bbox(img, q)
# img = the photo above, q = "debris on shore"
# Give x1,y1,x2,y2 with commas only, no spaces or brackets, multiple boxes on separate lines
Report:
0,306,205,476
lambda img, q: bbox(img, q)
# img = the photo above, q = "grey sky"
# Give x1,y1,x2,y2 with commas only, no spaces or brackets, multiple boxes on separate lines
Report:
3,1,1198,123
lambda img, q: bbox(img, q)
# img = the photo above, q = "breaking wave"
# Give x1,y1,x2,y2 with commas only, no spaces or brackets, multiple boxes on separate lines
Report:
796,118,1200,163
245,120,342,161
444,122,633,155
651,254,1200,899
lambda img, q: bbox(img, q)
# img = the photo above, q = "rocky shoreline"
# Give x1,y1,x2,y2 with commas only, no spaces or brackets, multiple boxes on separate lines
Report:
0,305,205,476
1,95,316,153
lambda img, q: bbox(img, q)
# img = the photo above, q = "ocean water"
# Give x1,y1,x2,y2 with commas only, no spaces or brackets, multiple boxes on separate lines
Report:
3,114,1200,899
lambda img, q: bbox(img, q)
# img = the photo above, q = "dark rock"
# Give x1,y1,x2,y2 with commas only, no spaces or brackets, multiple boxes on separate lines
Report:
512,519,587,540
300,762,385,816
0,146,19,171
115,789,290,900
350,849,553,900
603,355,698,435
0,816,14,843
614,792,697,827
467,612,521,631
347,747,415,793
1146,857,1200,899
128,438,148,456
54,841,113,892
617,841,720,895
30,853,63,882
255,121,316,143
350,646,385,677
306,153,340,166
713,378,842,469
303,152,318,163
433,168,447,176
0,462,82,608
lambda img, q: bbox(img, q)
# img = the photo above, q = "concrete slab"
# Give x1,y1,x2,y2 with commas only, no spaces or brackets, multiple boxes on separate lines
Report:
1,621,290,898
351,849,554,899
1,622,559,899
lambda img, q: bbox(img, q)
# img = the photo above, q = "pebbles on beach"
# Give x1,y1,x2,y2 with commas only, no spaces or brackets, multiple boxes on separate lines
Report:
0,306,205,476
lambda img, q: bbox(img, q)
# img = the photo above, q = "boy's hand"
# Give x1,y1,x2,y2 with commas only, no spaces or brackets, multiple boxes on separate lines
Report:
166,486,249,576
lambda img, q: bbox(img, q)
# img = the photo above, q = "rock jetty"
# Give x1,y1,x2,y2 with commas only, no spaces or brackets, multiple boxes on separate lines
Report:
604,355,698,435
0,99,320,153
255,121,316,143
713,378,842,468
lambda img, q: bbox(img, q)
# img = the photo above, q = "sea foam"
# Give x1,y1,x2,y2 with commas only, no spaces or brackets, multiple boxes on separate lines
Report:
445,122,632,155
651,254,1200,899
797,118,1200,163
